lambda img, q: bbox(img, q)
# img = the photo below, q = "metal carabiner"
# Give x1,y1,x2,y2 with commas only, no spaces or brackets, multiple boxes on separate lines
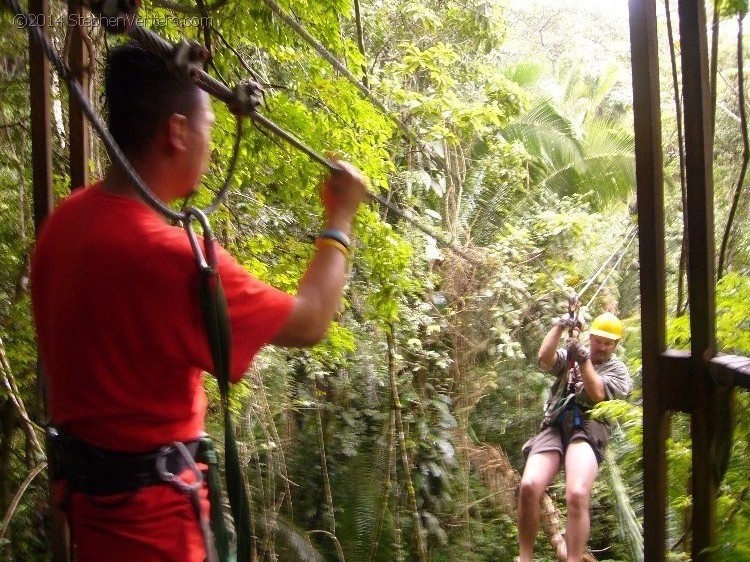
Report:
567,293,581,336
155,441,203,494
566,293,583,392
156,442,219,562
183,207,217,272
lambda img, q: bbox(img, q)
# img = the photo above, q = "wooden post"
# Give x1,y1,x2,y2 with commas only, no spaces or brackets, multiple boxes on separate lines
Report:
30,0,52,233
678,0,718,559
68,0,90,190
30,0,70,558
628,1,669,560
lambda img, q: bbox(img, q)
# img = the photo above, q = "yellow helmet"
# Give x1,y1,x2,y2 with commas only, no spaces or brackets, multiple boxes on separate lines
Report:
589,312,623,340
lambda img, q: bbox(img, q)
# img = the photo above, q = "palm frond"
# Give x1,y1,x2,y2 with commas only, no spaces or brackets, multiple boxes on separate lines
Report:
457,143,530,244
541,120,635,207
501,98,585,174
604,444,644,562
590,63,623,119
503,60,548,89
334,446,394,562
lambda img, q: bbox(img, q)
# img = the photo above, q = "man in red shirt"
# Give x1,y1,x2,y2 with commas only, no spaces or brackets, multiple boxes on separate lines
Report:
31,42,368,561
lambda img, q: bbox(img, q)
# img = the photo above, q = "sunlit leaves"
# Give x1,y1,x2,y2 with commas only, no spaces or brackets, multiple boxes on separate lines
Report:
399,4,442,32
718,0,749,18
716,272,750,354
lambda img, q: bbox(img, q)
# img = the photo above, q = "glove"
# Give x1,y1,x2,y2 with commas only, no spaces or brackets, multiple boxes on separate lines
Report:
567,338,590,364
555,314,584,331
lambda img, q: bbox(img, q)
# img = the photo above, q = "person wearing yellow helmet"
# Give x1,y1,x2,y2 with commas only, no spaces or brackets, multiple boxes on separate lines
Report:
588,312,623,362
589,312,623,339
517,311,632,562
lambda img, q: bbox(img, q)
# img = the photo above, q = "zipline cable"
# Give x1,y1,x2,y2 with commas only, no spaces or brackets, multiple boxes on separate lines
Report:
258,0,447,169
532,223,637,314
250,1,481,262
133,19,478,262
366,191,479,264
130,20,465,246
583,227,637,310
577,224,638,299
7,0,479,263
126,24,341,173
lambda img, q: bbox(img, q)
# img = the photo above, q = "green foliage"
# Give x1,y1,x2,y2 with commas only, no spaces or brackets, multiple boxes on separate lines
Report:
715,273,750,354
334,452,395,561
0,0,747,560
714,393,750,559
270,515,326,562
459,140,530,244
502,62,635,210
667,270,750,556
718,0,749,17
501,97,585,179
667,273,750,354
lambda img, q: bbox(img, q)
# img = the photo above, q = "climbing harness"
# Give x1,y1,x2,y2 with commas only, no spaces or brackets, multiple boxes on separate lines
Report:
46,429,226,562
541,294,584,432
3,0,248,557
46,428,204,496
43,213,245,562
543,222,635,437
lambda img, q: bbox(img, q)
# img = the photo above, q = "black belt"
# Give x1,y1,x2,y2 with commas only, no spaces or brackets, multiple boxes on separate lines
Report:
47,429,204,496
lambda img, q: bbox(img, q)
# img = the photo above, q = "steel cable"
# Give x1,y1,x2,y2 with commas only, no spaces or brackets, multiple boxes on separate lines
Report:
9,0,478,262
7,0,241,222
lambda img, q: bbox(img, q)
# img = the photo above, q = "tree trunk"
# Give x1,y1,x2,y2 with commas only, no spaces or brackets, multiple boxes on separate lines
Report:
718,12,749,279
386,327,427,562
0,399,19,514
711,0,720,127
665,0,689,316
353,0,369,89
367,410,395,562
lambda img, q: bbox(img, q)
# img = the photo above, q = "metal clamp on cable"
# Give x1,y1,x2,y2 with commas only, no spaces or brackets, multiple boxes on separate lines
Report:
229,80,264,117
170,40,211,82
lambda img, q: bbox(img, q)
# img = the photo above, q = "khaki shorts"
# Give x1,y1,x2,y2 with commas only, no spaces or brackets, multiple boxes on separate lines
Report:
522,410,610,465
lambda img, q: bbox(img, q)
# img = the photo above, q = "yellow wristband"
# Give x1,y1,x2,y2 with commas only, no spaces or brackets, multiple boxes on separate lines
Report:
316,237,350,258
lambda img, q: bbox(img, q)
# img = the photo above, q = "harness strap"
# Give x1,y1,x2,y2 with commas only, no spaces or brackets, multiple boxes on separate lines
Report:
572,401,583,430
48,430,226,562
189,208,252,562
198,438,233,562
47,429,202,496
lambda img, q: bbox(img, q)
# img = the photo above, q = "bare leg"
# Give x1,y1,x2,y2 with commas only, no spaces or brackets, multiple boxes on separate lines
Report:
518,451,561,562
563,440,599,562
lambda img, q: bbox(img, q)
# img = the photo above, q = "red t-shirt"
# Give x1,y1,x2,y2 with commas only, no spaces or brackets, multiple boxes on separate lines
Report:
31,184,295,561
